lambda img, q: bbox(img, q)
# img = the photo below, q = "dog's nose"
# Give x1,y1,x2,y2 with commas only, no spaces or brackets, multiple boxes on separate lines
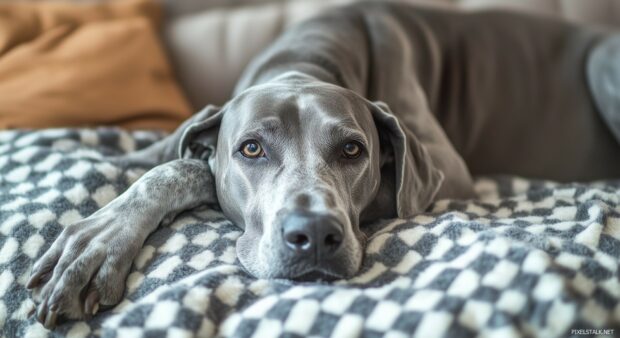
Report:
282,212,343,256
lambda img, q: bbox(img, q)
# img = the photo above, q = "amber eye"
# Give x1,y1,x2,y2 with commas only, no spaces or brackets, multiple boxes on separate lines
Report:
342,141,363,159
240,140,264,158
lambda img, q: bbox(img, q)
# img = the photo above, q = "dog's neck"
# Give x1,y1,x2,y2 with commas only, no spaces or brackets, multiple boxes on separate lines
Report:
254,70,343,90
234,55,368,97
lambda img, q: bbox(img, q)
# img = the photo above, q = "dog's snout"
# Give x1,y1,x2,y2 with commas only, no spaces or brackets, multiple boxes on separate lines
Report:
282,212,343,256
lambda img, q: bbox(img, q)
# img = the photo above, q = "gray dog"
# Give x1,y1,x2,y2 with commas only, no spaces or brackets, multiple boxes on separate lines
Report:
27,2,620,327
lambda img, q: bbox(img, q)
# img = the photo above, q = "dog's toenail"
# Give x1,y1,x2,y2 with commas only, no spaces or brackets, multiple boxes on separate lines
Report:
84,290,100,316
44,309,58,329
26,275,39,289
92,303,99,315
36,303,47,323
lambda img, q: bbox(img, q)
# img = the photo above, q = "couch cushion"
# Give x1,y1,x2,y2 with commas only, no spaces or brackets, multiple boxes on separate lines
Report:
454,0,620,26
164,0,349,108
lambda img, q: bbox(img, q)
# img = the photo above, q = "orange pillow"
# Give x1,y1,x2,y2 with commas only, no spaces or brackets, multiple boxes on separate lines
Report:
0,0,192,132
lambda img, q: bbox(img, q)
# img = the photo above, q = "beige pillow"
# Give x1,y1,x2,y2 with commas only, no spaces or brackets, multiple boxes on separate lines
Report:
0,0,192,131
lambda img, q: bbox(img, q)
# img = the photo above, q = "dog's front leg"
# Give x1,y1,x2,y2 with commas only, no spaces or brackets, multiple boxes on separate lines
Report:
27,159,215,328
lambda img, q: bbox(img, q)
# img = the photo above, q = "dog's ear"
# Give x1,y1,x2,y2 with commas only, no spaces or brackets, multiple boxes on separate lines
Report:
109,105,224,167
369,101,444,217
178,104,224,161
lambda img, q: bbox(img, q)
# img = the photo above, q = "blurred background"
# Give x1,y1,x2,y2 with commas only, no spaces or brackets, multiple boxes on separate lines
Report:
0,0,618,131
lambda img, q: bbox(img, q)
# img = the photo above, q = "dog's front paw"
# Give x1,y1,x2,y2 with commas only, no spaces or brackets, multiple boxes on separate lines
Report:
27,215,143,328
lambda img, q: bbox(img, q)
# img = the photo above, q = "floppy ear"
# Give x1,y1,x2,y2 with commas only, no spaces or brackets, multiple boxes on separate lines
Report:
369,101,444,217
177,105,224,161
110,105,223,166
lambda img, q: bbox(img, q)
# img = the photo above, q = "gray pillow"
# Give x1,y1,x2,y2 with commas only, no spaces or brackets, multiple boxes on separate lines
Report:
162,0,349,109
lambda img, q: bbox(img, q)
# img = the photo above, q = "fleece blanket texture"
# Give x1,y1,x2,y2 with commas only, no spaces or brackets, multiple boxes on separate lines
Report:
0,129,618,338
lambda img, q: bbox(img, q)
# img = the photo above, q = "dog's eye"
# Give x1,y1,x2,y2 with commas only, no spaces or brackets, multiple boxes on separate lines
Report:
342,141,363,159
240,140,264,158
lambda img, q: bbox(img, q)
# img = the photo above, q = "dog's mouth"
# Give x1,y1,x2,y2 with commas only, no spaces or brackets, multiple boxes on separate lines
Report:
291,269,343,282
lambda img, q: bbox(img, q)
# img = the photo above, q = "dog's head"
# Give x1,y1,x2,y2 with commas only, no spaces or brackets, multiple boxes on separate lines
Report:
179,73,443,280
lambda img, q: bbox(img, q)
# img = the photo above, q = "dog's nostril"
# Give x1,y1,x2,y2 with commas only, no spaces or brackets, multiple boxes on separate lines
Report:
324,233,342,248
285,231,312,251
292,234,309,246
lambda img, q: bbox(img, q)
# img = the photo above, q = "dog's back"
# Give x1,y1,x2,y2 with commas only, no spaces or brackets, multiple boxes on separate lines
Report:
359,3,620,180
412,7,619,180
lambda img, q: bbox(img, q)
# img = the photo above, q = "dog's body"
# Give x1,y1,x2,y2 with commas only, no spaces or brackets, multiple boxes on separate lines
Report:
28,3,620,327
241,3,620,182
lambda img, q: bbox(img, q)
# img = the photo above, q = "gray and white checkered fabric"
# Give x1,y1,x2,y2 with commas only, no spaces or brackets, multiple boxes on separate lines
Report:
0,129,618,338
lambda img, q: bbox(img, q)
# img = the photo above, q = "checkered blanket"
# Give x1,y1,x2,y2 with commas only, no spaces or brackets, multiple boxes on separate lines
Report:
0,129,619,338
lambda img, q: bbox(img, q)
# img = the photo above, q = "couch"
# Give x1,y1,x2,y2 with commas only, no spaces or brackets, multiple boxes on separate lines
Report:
0,1,618,338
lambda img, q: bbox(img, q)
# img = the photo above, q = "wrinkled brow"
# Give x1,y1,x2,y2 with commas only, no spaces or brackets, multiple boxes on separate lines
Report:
234,117,286,147
241,117,283,136
327,123,368,147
